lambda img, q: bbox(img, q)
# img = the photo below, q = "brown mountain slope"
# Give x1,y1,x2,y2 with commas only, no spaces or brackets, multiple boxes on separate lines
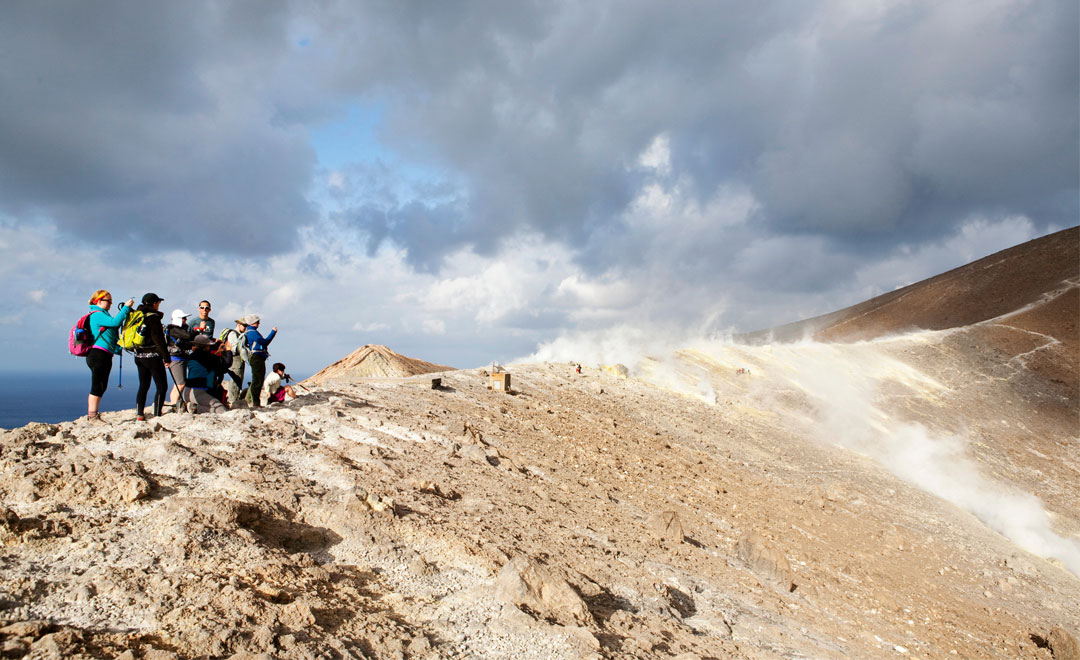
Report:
757,226,1079,343
750,226,1080,406
305,344,453,385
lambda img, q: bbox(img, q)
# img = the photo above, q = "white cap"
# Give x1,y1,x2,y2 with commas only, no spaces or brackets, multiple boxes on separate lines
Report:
171,309,189,325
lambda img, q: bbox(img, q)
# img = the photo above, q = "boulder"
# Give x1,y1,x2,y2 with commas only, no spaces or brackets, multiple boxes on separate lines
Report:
737,532,795,592
494,557,593,626
648,510,685,544
1049,626,1079,660
459,444,490,464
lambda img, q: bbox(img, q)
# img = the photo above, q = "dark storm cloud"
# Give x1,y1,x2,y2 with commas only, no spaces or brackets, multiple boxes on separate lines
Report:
345,200,469,272
0,1,319,254
317,0,1076,270
2,0,1075,272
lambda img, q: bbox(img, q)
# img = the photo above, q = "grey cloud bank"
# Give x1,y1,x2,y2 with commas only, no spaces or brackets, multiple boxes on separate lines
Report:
0,0,1075,373
0,2,318,254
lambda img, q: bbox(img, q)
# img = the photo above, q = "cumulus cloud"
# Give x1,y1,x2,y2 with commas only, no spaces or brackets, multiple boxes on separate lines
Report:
316,0,1075,268
0,1,1075,374
352,321,389,333
0,2,319,255
4,2,1075,268
25,290,46,305
421,319,446,335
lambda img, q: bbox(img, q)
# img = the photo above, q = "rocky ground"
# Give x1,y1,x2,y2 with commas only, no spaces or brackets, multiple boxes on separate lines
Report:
1,338,1077,659
1,231,1077,659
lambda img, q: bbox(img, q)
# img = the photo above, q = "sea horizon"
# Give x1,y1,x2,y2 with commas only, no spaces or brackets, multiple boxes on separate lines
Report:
0,368,309,429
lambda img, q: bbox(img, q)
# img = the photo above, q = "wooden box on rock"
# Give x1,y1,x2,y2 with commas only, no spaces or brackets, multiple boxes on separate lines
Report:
490,372,511,392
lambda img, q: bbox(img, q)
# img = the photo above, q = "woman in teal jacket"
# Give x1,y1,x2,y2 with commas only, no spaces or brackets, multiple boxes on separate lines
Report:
85,289,134,422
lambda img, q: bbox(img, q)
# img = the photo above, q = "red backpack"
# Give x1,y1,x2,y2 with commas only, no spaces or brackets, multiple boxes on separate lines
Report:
69,311,103,357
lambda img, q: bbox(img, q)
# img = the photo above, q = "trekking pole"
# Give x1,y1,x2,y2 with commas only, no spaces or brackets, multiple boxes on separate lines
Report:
285,374,310,393
117,297,132,390
162,358,187,411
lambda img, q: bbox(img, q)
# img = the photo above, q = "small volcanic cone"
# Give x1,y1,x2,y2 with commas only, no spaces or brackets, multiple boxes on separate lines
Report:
306,344,454,385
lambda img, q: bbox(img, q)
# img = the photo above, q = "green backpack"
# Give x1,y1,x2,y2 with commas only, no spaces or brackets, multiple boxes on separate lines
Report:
119,310,148,351
219,327,250,361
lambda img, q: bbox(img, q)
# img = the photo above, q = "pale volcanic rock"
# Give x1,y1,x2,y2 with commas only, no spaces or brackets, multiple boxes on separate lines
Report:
0,232,1077,658
1048,626,1080,660
737,532,796,593
648,510,685,544
494,556,594,626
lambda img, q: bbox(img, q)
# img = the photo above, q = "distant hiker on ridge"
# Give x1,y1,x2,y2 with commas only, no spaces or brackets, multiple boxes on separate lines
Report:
132,293,170,421
84,289,134,423
192,300,215,338
243,314,277,408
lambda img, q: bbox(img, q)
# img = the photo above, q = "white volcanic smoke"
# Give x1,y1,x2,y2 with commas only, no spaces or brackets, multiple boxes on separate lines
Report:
529,328,1080,576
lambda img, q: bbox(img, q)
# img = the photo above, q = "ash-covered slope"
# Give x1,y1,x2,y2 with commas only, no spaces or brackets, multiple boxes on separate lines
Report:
748,225,1079,421
2,358,1078,659
755,225,1079,344
305,344,453,385
2,358,1078,658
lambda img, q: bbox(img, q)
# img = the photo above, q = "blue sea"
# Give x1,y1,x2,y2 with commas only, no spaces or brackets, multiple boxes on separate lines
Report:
0,369,139,429
0,367,311,429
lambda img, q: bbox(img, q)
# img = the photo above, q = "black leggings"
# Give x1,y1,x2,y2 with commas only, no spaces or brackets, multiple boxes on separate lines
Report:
135,356,168,416
86,349,113,397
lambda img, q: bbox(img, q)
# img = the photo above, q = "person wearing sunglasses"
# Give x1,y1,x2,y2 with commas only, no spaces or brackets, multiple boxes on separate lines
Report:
192,300,216,338
84,289,135,423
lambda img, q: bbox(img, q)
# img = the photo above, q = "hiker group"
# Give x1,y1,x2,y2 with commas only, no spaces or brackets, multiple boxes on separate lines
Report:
71,290,297,422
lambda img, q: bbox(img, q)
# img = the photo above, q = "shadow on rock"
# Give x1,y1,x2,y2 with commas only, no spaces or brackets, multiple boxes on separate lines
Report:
580,583,637,624
249,512,343,555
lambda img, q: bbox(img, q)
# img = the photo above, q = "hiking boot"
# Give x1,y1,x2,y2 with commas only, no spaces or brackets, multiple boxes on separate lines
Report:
136,415,146,422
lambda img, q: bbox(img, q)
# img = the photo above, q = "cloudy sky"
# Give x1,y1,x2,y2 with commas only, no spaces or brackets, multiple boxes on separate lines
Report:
1,0,1076,376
